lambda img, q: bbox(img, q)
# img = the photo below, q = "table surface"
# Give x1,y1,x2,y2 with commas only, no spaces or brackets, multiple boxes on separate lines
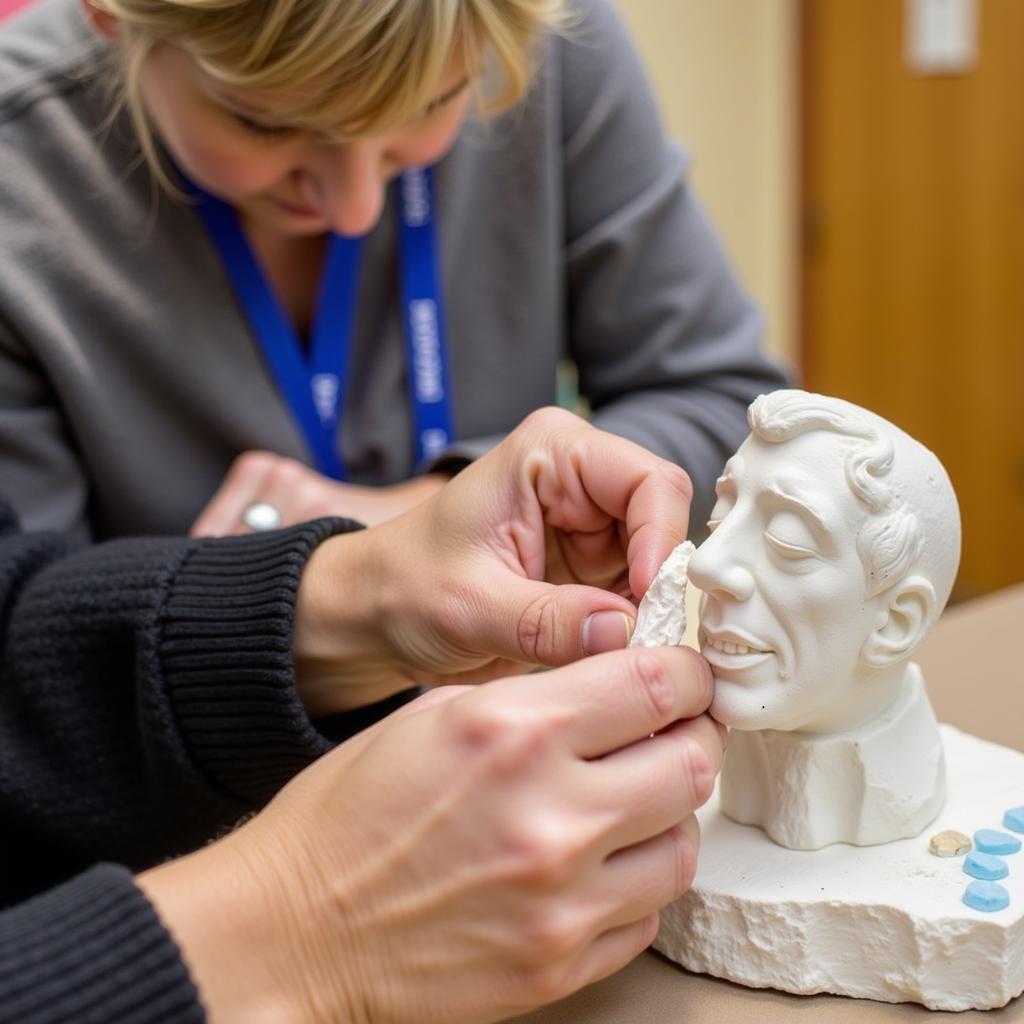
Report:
511,582,1024,1023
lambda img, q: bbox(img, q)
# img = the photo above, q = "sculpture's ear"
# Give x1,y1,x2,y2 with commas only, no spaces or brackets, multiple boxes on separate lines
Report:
862,576,936,669
80,1,119,40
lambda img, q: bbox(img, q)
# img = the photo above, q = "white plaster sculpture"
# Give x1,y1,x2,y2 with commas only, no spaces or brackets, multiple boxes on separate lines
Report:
631,390,1024,1011
692,388,956,850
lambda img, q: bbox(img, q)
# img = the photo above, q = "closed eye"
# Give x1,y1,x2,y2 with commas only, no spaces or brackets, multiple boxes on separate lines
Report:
233,113,296,139
765,533,818,559
423,78,469,116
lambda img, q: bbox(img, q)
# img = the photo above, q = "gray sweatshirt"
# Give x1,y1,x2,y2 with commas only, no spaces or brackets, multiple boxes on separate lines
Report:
0,0,789,541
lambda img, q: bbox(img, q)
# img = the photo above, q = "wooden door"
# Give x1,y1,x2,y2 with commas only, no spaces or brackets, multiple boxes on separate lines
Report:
801,0,1024,597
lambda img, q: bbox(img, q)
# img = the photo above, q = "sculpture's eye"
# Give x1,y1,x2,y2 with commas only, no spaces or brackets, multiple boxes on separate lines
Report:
764,510,820,561
765,534,818,560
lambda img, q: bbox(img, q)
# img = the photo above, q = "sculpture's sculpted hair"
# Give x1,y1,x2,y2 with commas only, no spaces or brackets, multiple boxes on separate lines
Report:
748,390,960,611
90,0,569,181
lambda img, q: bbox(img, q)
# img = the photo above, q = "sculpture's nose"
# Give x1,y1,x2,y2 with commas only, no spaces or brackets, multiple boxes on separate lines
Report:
687,528,755,602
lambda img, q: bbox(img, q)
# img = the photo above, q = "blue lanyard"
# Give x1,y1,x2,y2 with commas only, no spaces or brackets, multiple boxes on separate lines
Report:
185,167,454,480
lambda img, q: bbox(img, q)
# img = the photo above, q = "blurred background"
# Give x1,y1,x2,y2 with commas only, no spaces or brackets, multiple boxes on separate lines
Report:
623,0,1023,599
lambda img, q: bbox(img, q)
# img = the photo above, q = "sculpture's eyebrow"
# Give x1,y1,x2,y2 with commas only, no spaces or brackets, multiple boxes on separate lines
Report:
763,481,833,544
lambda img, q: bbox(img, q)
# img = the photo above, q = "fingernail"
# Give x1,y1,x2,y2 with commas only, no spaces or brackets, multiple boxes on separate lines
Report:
581,611,634,656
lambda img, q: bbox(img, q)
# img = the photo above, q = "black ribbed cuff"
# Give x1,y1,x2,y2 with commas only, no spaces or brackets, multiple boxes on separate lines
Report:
0,864,203,1023
157,518,360,805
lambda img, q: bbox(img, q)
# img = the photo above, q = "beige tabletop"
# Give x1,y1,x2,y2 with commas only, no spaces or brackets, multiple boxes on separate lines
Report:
511,583,1024,1023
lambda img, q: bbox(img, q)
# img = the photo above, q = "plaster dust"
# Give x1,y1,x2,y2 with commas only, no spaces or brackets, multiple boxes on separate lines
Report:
655,724,1024,1011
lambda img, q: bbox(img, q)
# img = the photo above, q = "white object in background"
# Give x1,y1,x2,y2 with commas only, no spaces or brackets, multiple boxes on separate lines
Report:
906,0,977,75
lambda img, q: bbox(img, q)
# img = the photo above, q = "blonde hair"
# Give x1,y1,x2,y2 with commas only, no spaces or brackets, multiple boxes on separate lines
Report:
92,0,568,181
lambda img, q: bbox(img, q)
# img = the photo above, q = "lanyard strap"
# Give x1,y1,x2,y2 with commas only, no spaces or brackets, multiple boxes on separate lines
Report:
398,167,454,464
186,167,453,480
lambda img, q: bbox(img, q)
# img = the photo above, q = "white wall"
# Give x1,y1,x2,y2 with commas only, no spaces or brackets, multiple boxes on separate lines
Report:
617,1,798,366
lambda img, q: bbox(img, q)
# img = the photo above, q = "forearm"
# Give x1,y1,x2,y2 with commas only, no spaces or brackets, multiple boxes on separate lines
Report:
0,508,367,887
293,525,408,715
137,841,296,1024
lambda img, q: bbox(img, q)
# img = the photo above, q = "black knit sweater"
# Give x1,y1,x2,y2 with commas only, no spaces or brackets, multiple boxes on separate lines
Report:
0,501,393,1022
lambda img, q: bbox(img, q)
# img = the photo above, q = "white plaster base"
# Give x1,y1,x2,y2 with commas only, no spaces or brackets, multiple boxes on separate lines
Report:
655,726,1024,1011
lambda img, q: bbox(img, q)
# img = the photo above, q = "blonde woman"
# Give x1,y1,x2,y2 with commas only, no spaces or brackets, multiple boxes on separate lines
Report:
0,0,786,542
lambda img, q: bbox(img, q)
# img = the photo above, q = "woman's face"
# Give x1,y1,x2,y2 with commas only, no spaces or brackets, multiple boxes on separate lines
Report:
139,43,472,238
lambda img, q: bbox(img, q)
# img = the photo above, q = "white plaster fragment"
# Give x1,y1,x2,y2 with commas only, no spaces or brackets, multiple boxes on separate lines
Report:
629,540,695,649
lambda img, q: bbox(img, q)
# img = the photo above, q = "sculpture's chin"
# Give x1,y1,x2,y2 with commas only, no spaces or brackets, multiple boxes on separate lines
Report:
709,684,797,733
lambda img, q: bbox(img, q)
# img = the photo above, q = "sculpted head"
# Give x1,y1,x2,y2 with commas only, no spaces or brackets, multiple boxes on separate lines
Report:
687,389,961,734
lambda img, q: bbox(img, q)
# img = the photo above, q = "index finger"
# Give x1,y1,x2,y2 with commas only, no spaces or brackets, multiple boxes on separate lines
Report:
529,415,693,598
619,459,693,598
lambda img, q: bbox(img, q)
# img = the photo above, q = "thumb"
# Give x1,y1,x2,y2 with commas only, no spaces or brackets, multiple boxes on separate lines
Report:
482,577,637,667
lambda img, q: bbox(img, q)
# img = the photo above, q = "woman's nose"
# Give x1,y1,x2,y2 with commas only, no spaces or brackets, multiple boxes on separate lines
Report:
687,526,756,602
298,142,387,237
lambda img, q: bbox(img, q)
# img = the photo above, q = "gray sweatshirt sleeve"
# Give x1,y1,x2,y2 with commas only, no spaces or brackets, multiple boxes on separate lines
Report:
558,0,791,535
0,310,92,542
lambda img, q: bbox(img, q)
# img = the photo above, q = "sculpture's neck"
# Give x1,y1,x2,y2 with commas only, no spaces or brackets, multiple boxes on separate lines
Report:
719,665,947,850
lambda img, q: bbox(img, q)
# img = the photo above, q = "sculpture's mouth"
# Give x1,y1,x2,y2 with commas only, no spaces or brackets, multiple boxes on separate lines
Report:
700,628,774,669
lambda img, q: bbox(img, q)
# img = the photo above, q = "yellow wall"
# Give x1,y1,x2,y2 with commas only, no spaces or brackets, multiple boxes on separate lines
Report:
617,1,798,367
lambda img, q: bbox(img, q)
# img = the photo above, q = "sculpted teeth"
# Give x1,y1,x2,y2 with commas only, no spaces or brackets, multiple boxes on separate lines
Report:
704,634,769,656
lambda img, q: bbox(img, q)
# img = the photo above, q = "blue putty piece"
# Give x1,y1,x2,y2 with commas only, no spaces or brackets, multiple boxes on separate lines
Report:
1004,806,1024,834
974,829,1022,855
964,851,1009,881
963,880,1010,913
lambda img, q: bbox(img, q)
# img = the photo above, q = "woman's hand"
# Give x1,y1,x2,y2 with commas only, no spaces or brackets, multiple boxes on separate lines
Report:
138,645,722,1024
190,450,449,535
292,407,694,714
